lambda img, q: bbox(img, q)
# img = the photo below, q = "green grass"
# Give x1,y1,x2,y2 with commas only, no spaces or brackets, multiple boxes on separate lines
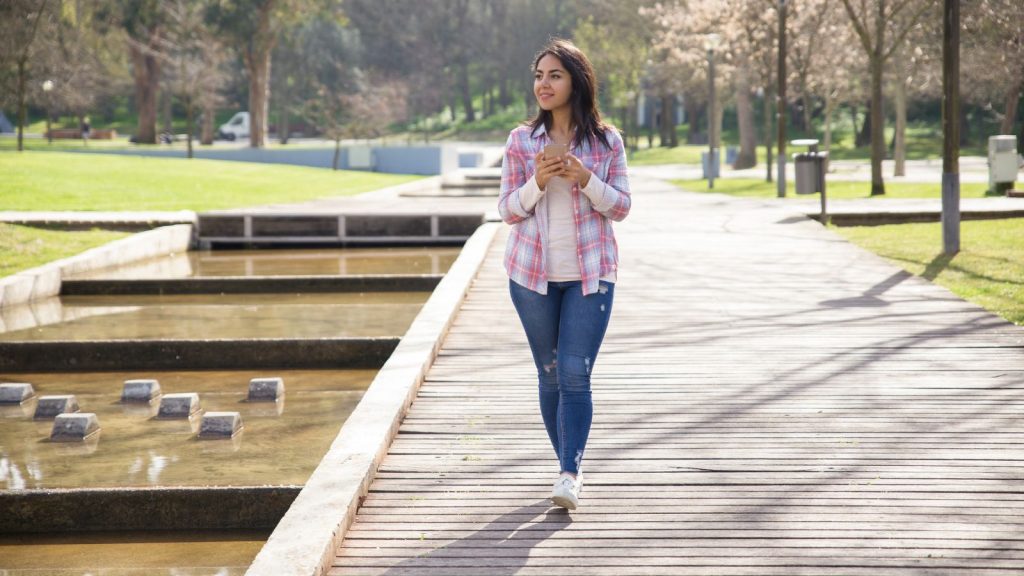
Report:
670,178,990,200
834,219,1024,325
0,223,129,277
0,151,422,211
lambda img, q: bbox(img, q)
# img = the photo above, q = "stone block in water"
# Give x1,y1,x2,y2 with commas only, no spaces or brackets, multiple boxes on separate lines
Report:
199,411,243,439
50,413,100,442
248,377,285,401
34,395,80,419
122,379,162,402
0,383,35,404
157,393,201,418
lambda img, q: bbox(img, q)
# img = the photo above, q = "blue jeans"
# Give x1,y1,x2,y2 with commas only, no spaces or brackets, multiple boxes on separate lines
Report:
509,279,615,475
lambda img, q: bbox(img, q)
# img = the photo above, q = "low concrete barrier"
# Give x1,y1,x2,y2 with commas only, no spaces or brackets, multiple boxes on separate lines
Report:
1,486,299,532
0,224,195,309
245,222,500,576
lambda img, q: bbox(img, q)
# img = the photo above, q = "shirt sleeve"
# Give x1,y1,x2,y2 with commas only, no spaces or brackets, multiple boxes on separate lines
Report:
580,129,631,222
498,130,542,224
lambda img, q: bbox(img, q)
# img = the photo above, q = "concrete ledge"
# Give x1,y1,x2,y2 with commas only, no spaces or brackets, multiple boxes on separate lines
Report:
0,338,399,372
0,486,300,532
809,209,1024,226
0,224,195,309
60,275,443,295
245,222,500,576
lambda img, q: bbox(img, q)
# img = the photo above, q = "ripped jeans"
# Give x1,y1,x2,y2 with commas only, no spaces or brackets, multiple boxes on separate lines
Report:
509,279,615,475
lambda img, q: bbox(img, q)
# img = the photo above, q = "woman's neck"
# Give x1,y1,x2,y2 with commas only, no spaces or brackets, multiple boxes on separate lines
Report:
549,107,573,142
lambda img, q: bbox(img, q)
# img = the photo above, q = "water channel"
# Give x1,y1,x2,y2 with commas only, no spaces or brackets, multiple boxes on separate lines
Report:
0,246,461,575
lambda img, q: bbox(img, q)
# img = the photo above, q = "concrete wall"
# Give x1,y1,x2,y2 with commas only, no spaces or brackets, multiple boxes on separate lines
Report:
0,224,194,309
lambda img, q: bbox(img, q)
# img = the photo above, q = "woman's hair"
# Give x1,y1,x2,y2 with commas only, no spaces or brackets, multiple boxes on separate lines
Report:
528,38,612,151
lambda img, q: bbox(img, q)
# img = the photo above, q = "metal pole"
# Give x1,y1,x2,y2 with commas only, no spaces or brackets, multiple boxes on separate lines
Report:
942,0,960,254
708,48,715,189
776,0,787,198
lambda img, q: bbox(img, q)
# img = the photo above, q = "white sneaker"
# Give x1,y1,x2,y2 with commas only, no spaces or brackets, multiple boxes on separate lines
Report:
550,472,582,510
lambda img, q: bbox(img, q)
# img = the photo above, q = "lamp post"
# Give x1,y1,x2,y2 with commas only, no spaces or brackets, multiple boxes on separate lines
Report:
42,80,54,144
704,33,721,189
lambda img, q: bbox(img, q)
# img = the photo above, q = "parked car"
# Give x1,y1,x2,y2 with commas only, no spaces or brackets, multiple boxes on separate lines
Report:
217,111,249,141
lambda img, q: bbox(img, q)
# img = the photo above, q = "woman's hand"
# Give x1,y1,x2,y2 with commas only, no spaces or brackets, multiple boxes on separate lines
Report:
534,151,568,190
565,154,592,188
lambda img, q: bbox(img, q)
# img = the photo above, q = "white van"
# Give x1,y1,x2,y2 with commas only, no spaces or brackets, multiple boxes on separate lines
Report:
217,111,250,141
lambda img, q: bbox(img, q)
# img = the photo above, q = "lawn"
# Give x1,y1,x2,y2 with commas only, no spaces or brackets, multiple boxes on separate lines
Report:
670,177,990,200
834,218,1024,325
0,151,422,211
0,223,129,277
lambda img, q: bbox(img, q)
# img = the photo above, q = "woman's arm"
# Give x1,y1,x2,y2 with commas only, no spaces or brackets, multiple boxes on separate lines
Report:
575,129,631,222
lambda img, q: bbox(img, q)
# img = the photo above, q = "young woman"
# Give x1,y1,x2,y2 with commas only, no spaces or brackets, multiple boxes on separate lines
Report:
498,39,631,510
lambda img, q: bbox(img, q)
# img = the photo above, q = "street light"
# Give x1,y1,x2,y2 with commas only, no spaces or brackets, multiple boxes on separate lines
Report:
704,33,721,189
42,80,54,144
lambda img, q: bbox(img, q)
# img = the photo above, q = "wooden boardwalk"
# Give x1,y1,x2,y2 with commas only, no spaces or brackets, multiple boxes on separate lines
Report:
331,175,1024,575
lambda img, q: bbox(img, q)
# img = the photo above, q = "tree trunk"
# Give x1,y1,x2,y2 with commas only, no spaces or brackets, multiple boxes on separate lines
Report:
1000,74,1021,135
894,75,907,177
685,96,701,144
459,62,475,122
245,47,271,148
16,59,26,152
823,94,835,154
734,72,756,169
201,101,214,145
856,100,871,147
130,43,160,145
801,92,813,139
186,96,194,159
869,56,885,195
959,103,969,146
659,96,672,147
763,88,773,183
279,107,290,145
499,77,510,108
333,138,341,170
161,89,173,136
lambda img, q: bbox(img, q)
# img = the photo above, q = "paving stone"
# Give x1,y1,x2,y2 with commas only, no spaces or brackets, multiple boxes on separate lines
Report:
199,411,243,439
50,413,100,442
34,395,80,419
122,379,162,402
157,393,201,418
248,377,285,401
0,382,35,404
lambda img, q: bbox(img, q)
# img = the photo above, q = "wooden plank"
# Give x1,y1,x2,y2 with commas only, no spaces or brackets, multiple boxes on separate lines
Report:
330,180,1024,574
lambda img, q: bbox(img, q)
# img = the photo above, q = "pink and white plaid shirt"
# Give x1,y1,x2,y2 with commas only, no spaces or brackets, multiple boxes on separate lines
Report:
498,123,631,295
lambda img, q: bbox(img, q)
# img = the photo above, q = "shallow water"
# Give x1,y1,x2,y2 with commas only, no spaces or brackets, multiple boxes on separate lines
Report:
66,246,462,279
0,291,428,340
0,529,268,575
0,369,373,489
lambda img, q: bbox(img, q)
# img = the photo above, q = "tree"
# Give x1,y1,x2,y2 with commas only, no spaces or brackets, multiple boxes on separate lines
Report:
161,0,229,157
839,0,937,195
0,0,56,151
207,0,324,147
963,0,1024,138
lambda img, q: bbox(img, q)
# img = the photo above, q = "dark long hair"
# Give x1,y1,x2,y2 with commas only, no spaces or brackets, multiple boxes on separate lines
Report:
528,38,612,151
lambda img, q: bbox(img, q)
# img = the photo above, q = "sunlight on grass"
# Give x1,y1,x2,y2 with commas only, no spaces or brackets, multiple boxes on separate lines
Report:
0,151,421,211
834,219,1024,325
0,224,129,278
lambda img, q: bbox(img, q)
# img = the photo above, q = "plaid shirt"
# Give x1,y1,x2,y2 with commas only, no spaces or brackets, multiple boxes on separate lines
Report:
498,123,631,295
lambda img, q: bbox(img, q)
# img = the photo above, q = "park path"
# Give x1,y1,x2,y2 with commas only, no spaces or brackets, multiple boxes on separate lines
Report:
330,174,1024,575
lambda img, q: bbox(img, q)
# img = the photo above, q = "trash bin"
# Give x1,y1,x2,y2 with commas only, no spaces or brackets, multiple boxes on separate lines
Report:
702,149,720,179
726,146,738,165
988,135,1018,195
794,151,827,195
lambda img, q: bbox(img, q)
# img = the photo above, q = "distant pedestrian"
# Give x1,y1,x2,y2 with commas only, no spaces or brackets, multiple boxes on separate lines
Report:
498,38,631,511
81,116,91,144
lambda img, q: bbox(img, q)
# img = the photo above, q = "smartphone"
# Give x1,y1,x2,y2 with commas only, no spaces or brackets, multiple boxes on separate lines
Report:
543,143,567,160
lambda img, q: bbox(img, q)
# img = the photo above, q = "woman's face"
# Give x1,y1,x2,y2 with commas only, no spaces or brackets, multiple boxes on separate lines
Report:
534,54,572,112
